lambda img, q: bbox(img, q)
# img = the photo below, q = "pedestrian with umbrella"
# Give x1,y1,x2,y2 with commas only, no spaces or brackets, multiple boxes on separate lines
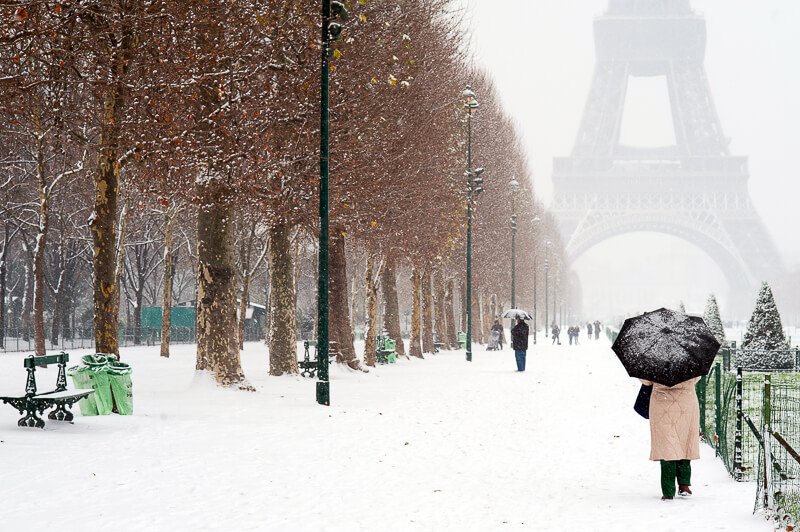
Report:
612,308,721,501
504,309,531,372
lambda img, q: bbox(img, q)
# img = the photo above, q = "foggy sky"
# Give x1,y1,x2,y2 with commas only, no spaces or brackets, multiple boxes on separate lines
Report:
457,0,800,319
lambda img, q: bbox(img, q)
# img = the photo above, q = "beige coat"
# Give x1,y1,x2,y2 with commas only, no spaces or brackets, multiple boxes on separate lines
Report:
641,377,701,461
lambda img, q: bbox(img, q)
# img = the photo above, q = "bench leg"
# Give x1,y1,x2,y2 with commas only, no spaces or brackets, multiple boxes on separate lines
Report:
48,402,74,422
18,408,45,429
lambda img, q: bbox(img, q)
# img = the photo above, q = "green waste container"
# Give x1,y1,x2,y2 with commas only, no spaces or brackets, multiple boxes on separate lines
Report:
67,354,132,416
107,361,133,415
384,338,398,364
457,331,467,350
67,365,99,416
82,354,114,415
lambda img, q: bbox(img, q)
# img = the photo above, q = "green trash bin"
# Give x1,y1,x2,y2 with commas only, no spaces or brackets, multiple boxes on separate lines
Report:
457,331,467,350
67,365,99,416
107,361,133,415
383,338,398,364
81,354,114,415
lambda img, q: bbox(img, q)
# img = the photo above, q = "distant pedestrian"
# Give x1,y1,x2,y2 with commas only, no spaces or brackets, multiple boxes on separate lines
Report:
640,377,701,500
573,326,579,345
488,319,504,351
587,322,593,339
551,323,561,345
511,318,529,371
594,320,601,340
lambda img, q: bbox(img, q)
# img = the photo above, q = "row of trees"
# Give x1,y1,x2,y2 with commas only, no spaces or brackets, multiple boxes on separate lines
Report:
1,1,570,387
701,283,793,369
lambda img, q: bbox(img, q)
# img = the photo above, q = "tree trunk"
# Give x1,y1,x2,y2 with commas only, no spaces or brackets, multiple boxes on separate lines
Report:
472,288,481,344
482,290,493,344
51,285,63,346
263,265,270,347
329,230,359,368
238,275,250,347
433,269,447,351
381,255,405,357
409,268,423,358
160,209,175,358
196,202,250,388
421,267,434,354
363,253,378,367
21,251,33,343
90,95,123,357
133,290,143,345
445,277,458,349
0,232,6,350
267,222,298,376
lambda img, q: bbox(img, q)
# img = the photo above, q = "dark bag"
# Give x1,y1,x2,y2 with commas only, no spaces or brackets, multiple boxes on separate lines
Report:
633,384,652,419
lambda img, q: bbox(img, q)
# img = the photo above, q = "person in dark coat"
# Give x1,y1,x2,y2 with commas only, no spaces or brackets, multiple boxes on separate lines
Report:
511,318,529,371
491,319,504,350
551,323,561,345
594,320,601,340
587,322,593,339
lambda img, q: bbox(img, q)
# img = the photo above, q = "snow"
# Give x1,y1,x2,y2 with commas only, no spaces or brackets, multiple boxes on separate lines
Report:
0,338,772,531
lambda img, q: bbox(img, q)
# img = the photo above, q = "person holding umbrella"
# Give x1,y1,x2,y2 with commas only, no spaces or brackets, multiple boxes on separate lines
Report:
639,376,700,500
611,308,721,501
510,317,529,372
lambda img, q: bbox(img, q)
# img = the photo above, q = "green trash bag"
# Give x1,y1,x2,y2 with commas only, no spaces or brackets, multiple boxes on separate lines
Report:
457,331,467,350
67,366,99,416
107,361,133,415
89,369,114,416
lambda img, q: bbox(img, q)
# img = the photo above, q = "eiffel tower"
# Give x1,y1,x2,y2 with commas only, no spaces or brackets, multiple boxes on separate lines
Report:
552,0,783,312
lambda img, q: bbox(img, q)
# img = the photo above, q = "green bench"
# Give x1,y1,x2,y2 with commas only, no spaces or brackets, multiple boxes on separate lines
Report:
0,352,94,429
299,341,318,378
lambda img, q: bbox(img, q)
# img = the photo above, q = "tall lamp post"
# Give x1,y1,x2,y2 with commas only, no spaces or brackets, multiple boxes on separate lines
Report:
509,179,519,309
463,85,483,363
317,0,348,406
532,216,540,343
544,240,551,334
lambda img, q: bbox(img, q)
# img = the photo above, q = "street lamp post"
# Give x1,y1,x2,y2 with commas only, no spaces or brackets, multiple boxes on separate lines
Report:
509,179,519,309
317,0,348,406
544,240,551,334
463,85,482,363
532,216,540,343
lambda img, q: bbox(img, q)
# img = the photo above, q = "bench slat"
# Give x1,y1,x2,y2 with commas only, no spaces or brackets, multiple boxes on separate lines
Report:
23,353,69,368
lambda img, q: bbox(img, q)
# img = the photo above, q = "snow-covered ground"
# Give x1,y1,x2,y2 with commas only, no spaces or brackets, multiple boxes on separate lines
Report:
0,338,772,531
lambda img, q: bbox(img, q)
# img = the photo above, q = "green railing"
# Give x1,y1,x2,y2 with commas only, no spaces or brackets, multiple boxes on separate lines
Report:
698,359,800,527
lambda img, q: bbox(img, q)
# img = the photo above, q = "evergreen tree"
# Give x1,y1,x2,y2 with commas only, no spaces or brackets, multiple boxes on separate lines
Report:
740,282,792,369
703,294,726,345
678,301,686,314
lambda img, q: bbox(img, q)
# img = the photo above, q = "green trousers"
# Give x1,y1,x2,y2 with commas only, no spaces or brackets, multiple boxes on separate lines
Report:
660,460,691,497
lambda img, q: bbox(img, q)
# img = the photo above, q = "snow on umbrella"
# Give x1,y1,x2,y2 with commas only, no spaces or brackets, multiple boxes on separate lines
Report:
611,308,721,387
502,309,532,320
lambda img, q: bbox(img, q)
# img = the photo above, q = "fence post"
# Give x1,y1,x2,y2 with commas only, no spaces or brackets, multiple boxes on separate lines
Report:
714,363,722,457
734,367,743,481
762,374,772,509
698,375,706,438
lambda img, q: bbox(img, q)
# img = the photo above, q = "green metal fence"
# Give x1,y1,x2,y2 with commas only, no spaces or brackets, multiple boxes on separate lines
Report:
698,357,800,528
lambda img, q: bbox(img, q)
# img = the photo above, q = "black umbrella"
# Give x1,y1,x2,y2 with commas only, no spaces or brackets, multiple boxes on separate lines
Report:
612,308,721,387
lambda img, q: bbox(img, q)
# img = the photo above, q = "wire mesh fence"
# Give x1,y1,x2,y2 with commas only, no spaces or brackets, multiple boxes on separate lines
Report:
1,323,266,354
699,353,800,529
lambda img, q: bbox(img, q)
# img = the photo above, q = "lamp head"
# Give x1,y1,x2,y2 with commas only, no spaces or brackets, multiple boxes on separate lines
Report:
328,22,344,40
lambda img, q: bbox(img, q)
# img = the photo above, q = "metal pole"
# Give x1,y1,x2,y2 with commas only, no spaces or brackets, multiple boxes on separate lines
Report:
714,363,721,456
533,253,537,344
511,195,516,309
465,107,473,363
316,0,331,406
544,261,549,333
734,366,743,481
